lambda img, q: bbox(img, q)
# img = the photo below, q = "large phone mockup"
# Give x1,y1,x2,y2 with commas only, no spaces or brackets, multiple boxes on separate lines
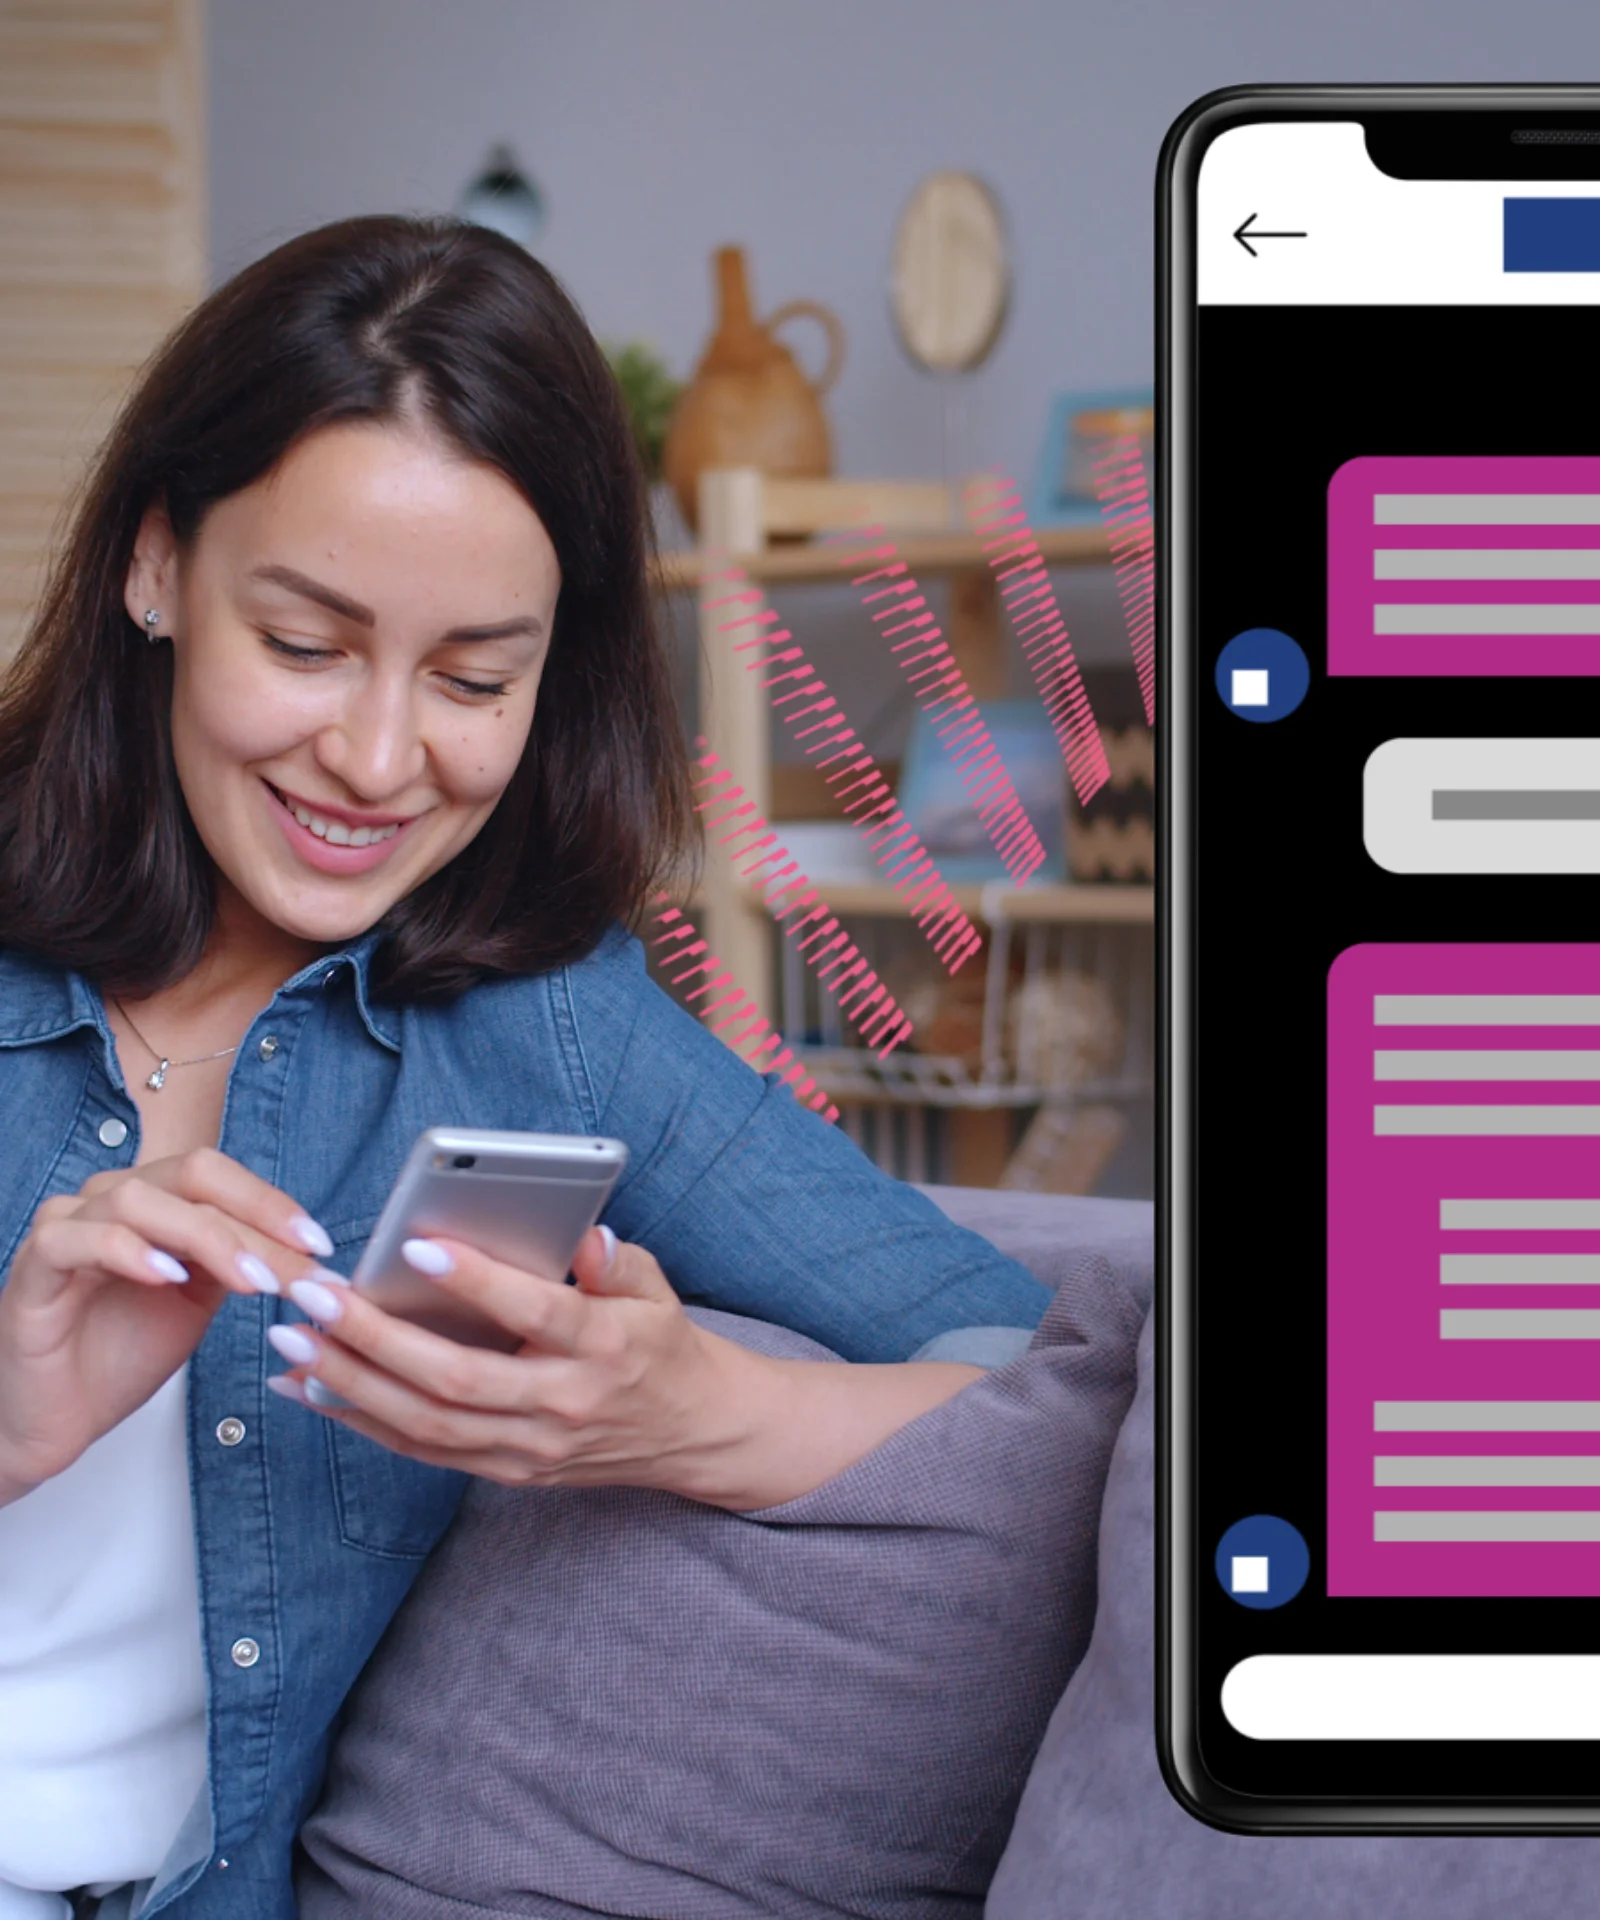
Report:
1164,86,1600,1830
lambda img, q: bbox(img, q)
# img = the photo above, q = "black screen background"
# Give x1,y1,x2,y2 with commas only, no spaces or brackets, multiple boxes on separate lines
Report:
1193,304,1600,1801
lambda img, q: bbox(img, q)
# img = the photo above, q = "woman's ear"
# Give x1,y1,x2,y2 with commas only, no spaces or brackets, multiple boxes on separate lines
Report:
123,503,182,638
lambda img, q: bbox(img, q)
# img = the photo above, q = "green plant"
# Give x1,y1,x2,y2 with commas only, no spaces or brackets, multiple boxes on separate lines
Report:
603,340,682,482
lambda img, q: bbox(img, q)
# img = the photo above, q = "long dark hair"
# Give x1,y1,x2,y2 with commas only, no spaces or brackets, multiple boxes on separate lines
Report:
0,215,697,1001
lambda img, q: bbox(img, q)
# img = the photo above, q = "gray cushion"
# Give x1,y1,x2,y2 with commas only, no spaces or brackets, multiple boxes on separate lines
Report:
986,1312,1600,1920
296,1243,1147,1920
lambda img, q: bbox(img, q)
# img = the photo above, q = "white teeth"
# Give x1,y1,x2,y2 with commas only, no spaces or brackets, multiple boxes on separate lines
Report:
283,793,398,847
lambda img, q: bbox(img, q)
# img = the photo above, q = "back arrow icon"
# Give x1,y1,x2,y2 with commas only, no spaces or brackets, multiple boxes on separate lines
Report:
1233,212,1308,257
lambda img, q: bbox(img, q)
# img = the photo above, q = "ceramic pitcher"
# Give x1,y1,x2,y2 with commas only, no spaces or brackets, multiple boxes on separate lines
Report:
663,246,845,533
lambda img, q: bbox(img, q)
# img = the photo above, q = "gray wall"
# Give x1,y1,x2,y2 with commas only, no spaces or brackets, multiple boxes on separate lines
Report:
208,0,1600,490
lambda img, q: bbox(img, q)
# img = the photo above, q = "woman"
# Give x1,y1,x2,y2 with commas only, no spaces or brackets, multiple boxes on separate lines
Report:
0,216,1048,1920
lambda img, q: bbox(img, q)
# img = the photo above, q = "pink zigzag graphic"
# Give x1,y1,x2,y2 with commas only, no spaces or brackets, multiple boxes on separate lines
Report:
1090,434,1156,725
829,529,1050,886
647,894,840,1123
703,562,984,975
961,471,1111,806
690,742,914,1059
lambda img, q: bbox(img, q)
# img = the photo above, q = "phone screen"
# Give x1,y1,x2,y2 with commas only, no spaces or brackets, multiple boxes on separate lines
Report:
1166,92,1600,1827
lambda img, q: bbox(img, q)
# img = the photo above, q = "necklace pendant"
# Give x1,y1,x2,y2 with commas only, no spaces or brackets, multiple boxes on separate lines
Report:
146,1061,169,1092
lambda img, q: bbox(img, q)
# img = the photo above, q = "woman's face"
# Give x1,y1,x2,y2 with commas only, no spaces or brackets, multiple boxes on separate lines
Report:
124,417,559,951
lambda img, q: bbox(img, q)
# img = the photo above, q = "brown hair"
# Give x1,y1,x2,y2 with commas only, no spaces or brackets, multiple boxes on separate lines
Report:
0,214,698,1001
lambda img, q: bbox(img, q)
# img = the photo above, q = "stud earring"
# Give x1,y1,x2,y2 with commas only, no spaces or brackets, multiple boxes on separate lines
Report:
142,609,162,644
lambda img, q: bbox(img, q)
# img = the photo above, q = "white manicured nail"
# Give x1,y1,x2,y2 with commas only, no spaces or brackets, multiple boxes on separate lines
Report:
236,1252,281,1295
401,1238,454,1276
291,1215,334,1258
288,1277,344,1323
266,1373,309,1405
267,1324,319,1366
148,1249,189,1283
302,1377,354,1411
598,1224,617,1270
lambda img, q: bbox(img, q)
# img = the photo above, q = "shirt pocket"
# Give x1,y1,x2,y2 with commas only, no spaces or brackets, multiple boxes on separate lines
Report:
318,1213,467,1559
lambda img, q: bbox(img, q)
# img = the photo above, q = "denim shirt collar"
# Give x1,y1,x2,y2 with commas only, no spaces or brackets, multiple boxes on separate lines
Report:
0,929,400,1060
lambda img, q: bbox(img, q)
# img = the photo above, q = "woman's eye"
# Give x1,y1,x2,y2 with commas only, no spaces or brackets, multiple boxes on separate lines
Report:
263,633,335,664
443,676,511,699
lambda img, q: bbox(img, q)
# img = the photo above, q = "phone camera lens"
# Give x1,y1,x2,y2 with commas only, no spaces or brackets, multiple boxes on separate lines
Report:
451,1154,476,1169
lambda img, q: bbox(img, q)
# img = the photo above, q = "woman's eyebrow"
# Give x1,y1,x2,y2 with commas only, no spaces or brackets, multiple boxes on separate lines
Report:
442,616,545,643
247,564,542,642
250,563,375,624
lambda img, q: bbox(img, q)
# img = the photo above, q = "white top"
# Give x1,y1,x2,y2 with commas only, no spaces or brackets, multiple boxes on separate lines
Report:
0,1367,208,1897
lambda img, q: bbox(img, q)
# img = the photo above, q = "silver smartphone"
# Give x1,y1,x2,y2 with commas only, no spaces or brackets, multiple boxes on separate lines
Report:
348,1126,629,1351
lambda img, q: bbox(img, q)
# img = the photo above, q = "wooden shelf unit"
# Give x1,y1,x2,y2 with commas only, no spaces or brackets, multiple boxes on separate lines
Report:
651,469,1152,1193
656,467,1126,1026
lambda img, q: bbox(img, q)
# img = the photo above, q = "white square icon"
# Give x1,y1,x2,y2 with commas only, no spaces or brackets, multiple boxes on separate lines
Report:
1231,668,1270,708
1231,1555,1271,1594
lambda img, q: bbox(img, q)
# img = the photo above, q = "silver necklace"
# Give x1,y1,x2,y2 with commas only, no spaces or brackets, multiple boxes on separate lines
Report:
111,996,239,1092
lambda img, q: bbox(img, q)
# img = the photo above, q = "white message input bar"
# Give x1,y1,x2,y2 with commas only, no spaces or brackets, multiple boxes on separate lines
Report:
1366,738,1600,873
1223,1656,1600,1740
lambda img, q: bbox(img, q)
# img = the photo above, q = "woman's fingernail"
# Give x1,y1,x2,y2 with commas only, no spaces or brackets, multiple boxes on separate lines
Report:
401,1238,454,1276
598,1224,617,1270
266,1372,310,1406
291,1215,335,1258
237,1251,282,1296
288,1277,345,1324
148,1249,189,1284
267,1323,319,1366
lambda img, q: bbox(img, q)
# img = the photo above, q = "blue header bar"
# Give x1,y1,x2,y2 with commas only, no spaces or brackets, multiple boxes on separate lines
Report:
1505,198,1600,273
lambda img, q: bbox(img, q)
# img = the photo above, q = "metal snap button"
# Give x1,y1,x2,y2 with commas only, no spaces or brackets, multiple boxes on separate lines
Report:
230,1637,260,1669
97,1117,128,1148
215,1417,246,1447
257,1035,278,1061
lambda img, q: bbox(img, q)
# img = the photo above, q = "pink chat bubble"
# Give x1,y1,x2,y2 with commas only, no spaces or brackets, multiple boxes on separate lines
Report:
1328,456,1600,677
1328,942,1600,1597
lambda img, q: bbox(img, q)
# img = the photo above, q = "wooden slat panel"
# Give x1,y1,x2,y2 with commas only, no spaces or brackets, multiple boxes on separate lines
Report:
0,0,202,659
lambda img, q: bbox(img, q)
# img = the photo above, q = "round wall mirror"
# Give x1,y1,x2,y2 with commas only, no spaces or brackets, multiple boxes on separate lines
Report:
889,172,1010,373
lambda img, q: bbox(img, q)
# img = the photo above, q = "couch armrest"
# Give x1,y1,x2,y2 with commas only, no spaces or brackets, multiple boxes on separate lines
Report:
915,1182,1153,1317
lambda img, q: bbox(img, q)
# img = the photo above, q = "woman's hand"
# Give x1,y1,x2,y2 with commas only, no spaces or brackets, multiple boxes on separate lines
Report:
0,1148,335,1505
267,1227,987,1511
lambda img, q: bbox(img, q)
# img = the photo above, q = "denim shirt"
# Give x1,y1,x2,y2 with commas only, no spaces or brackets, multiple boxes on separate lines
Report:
0,921,1049,1918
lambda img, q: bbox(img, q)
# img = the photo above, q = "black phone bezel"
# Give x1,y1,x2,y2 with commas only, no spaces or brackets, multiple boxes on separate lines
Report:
1159,82,1600,1835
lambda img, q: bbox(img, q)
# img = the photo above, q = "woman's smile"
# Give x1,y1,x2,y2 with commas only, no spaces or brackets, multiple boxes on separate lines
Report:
263,780,420,875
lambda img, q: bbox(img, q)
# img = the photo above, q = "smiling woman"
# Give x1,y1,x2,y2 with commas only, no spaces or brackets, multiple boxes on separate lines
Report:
0,217,1049,1920
127,419,560,925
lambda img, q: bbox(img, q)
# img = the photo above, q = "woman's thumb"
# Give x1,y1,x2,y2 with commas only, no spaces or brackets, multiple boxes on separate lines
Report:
571,1224,676,1302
